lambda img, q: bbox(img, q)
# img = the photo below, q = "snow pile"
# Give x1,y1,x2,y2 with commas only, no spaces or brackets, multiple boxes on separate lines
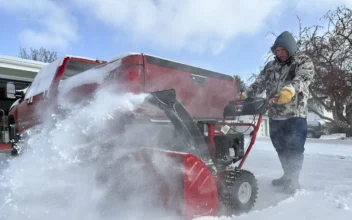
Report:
320,133,352,141
320,133,346,140
0,84,181,220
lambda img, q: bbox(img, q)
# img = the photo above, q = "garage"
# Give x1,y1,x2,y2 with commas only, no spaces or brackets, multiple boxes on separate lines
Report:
0,55,46,115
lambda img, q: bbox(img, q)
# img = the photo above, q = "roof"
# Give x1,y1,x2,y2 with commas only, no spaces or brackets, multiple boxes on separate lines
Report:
0,55,47,82
0,55,47,72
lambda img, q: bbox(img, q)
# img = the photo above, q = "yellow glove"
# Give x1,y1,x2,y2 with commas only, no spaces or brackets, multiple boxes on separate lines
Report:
276,88,295,105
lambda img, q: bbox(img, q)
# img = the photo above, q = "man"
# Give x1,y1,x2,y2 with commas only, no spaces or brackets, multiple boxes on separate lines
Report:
242,31,315,194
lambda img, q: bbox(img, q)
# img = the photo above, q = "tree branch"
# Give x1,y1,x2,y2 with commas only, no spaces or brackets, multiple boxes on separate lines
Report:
309,87,330,109
309,107,336,124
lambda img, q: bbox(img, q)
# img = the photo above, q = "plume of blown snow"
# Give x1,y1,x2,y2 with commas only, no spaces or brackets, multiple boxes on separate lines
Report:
0,83,181,220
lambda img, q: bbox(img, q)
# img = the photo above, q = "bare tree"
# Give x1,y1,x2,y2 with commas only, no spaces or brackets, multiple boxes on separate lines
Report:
19,47,58,63
296,6,352,136
233,75,248,92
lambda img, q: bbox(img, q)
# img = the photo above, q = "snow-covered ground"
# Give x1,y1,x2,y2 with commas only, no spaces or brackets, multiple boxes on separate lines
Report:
0,87,351,220
196,136,352,220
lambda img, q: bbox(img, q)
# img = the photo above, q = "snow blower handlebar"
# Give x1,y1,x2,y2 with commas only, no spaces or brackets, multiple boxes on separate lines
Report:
220,96,278,169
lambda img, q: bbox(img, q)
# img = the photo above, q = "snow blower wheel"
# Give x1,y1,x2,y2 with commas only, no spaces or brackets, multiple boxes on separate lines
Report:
220,169,258,215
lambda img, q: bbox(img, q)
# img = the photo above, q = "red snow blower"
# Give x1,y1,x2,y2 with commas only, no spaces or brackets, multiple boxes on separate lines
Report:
102,89,277,220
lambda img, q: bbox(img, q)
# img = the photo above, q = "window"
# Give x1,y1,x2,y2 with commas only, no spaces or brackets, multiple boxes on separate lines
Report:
62,60,101,80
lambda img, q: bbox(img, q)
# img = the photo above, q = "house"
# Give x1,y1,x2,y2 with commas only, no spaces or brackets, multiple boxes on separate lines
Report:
0,55,46,115
307,111,333,123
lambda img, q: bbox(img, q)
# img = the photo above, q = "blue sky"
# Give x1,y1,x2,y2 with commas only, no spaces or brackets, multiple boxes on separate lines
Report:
0,0,351,84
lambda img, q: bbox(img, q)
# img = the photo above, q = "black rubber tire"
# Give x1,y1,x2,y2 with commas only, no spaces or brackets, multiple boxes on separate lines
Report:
219,169,258,215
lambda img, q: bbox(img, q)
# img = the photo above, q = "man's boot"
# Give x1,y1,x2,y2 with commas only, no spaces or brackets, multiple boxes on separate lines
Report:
272,175,287,186
271,152,289,186
283,153,304,194
283,172,300,194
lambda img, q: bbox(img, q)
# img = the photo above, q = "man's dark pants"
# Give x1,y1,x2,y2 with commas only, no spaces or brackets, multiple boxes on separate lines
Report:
269,117,307,182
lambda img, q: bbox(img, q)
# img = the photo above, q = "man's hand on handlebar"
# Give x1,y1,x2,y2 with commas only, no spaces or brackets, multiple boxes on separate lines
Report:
236,85,258,100
236,89,247,100
269,97,279,104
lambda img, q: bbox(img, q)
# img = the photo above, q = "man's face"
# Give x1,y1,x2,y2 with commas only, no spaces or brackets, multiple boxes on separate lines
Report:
276,47,289,62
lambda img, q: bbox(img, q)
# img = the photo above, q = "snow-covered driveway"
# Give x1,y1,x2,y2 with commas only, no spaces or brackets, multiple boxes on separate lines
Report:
198,137,352,220
0,125,351,220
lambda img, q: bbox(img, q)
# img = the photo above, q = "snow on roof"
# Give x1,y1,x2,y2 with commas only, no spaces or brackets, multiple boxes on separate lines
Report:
0,54,100,72
0,55,47,72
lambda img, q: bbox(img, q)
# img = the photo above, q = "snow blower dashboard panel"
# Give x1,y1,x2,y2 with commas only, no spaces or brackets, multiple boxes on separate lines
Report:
223,97,268,116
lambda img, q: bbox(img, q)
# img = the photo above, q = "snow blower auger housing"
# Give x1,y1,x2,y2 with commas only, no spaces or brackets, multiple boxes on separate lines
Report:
113,89,274,219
